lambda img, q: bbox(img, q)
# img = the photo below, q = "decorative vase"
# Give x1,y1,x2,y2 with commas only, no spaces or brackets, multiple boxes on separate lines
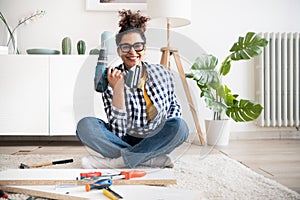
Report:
205,119,231,146
6,29,18,54
0,46,8,54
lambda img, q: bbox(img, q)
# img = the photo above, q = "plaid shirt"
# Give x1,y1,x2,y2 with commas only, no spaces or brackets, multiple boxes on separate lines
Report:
102,61,182,138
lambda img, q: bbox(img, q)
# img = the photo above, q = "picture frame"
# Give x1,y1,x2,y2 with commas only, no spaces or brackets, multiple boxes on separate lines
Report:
86,0,147,11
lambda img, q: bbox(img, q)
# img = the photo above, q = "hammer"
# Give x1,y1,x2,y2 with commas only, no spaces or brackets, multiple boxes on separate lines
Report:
19,158,73,169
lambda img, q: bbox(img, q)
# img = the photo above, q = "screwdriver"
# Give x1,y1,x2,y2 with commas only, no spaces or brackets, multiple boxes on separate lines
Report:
103,187,123,199
85,178,123,199
85,178,112,192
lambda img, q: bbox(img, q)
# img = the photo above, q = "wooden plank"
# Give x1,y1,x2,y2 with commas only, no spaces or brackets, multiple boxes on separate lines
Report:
0,168,176,186
0,179,176,186
0,185,88,200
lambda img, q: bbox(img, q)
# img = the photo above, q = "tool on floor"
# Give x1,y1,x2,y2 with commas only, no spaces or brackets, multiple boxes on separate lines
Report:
109,170,146,180
85,178,123,199
0,190,8,199
80,171,102,179
80,170,146,181
83,171,144,199
103,187,123,200
85,178,112,192
19,158,73,169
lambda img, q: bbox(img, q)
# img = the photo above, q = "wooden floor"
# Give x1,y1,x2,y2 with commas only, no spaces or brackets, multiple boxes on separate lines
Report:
216,139,300,193
0,139,299,193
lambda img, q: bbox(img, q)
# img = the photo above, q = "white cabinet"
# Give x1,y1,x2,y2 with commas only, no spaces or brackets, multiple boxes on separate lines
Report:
0,55,49,135
0,55,103,136
49,55,98,135
49,56,84,135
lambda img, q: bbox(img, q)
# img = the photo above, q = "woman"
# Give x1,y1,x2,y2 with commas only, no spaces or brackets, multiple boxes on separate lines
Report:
76,10,189,169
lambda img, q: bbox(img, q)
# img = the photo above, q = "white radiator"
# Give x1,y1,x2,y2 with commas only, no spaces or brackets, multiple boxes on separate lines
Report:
255,32,300,127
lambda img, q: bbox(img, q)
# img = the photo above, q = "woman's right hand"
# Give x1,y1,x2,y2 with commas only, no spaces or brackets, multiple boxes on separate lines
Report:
107,66,125,90
108,66,126,110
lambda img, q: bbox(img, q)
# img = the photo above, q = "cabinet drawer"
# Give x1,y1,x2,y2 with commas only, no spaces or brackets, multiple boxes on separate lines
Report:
0,55,49,135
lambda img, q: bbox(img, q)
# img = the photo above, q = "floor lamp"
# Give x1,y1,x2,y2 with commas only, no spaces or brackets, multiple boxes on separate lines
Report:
147,0,205,145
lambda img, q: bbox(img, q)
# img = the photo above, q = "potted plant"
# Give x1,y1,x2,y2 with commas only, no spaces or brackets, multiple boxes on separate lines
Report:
186,32,268,145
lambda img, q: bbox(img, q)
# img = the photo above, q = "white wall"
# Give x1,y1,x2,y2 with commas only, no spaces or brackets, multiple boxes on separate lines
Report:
1,0,300,134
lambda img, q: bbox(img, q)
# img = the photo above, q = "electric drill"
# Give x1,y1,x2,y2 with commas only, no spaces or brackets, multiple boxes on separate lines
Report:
94,48,109,93
94,48,142,93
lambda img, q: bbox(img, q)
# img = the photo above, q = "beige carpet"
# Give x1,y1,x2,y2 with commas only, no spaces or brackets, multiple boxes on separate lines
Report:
0,153,299,200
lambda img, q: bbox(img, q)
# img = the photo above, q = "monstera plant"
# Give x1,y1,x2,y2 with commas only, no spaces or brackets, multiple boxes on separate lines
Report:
186,32,268,122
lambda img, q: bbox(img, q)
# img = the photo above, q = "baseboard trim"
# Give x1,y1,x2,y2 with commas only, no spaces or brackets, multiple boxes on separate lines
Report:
189,128,300,145
230,129,300,140
0,136,80,143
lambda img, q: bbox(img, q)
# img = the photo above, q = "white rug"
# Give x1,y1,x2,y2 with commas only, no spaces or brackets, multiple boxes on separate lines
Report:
0,153,299,200
171,154,300,200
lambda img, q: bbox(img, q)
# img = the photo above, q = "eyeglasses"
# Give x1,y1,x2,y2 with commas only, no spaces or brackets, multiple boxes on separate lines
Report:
118,42,145,53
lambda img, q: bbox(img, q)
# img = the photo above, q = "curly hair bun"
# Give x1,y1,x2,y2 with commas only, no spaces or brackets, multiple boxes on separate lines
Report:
118,9,150,33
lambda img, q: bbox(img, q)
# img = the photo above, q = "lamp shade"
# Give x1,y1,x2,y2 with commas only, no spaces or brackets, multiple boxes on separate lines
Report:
147,0,191,28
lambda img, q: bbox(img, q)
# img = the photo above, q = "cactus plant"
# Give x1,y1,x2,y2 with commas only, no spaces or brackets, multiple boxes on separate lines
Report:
62,37,71,54
77,40,86,55
89,48,100,55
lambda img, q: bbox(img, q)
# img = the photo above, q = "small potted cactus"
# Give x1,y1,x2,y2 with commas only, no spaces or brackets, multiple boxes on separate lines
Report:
77,40,86,55
62,37,72,54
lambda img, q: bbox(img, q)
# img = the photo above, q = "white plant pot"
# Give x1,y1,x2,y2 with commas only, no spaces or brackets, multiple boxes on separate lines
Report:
205,119,231,146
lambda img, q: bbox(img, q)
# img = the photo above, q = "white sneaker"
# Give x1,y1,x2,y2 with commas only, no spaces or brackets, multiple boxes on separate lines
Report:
81,155,174,169
141,155,174,168
81,155,126,169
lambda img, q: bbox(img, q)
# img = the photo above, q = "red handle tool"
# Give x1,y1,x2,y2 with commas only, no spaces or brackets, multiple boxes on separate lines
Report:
80,172,102,179
118,170,146,180
80,170,146,180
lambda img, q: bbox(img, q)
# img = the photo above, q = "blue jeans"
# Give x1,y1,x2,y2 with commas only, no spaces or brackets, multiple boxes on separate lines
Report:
76,117,189,168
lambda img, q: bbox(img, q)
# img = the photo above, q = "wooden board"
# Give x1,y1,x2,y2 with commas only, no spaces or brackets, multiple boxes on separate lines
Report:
0,168,176,186
0,185,204,200
0,169,205,199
